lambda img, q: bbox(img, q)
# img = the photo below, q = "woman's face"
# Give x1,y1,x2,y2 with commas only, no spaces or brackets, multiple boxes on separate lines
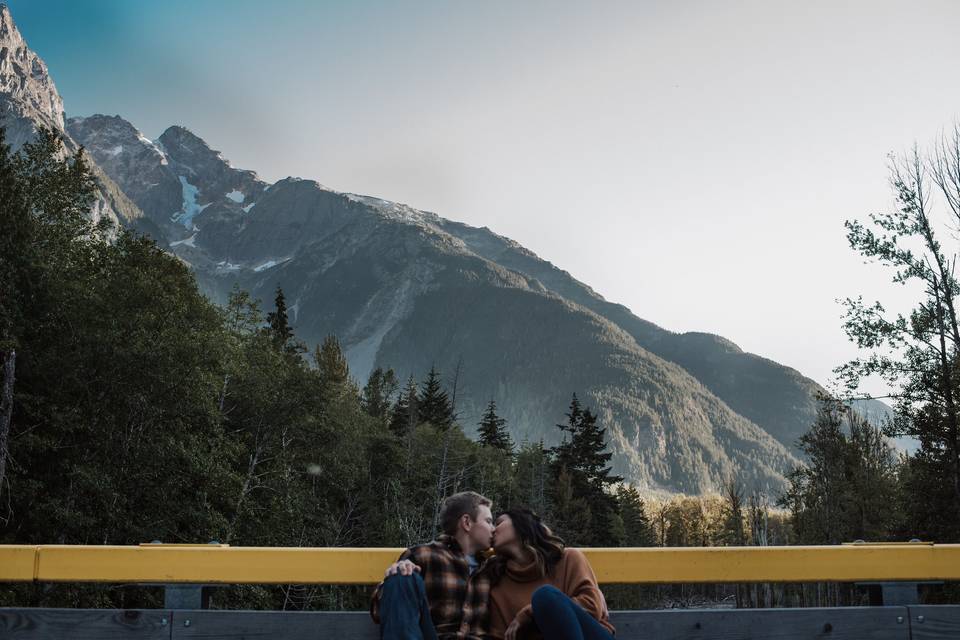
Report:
493,514,517,552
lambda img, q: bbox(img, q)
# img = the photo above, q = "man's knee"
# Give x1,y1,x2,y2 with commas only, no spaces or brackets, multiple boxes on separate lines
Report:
382,572,426,597
532,584,564,610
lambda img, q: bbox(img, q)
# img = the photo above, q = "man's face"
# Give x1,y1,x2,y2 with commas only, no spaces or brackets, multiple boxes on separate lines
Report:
465,504,495,550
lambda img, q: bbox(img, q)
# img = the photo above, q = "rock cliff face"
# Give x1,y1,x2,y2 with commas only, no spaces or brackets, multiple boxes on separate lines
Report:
3,3,878,493
0,3,63,149
0,4,145,233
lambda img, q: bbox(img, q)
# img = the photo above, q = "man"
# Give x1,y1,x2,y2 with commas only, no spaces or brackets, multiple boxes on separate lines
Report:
371,491,495,640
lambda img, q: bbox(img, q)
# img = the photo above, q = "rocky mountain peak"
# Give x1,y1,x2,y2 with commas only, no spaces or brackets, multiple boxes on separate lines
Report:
158,125,226,171
67,114,167,163
0,3,65,134
0,5,22,47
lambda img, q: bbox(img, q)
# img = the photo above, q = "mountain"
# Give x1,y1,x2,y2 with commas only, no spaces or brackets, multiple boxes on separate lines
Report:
59,112,798,493
0,4,145,234
3,4,881,494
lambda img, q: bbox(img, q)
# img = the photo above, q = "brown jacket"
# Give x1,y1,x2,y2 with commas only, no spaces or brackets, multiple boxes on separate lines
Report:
488,548,614,640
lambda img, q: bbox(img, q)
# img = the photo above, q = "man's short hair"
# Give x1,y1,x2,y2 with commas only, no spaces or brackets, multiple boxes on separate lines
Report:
439,491,492,536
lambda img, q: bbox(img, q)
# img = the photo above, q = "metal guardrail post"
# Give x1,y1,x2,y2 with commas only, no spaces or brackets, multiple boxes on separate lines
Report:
149,540,219,610
859,581,920,605
164,584,210,609
848,540,939,606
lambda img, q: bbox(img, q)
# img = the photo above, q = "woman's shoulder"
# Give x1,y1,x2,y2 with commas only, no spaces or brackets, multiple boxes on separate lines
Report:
561,547,587,563
556,547,595,577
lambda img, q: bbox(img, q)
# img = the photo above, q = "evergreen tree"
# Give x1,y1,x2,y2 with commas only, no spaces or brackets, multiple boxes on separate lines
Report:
551,467,593,544
266,286,296,353
553,394,584,472
777,397,900,544
418,366,454,429
550,394,622,545
616,485,655,547
390,375,420,437
478,399,512,451
552,395,622,491
362,367,399,423
513,440,553,517
315,335,350,386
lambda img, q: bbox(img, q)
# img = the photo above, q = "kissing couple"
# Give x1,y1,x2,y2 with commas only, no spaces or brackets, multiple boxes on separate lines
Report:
371,491,615,640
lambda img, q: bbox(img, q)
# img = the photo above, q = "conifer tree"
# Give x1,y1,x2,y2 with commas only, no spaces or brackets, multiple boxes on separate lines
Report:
551,393,622,545
616,485,655,547
553,394,622,491
553,393,583,472
478,399,512,451
266,286,296,353
777,397,899,544
315,334,354,406
418,366,454,429
315,335,350,387
362,367,399,423
390,375,420,437
513,440,552,517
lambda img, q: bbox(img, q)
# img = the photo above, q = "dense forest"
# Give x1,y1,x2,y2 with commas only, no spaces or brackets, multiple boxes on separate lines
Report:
1,127,959,611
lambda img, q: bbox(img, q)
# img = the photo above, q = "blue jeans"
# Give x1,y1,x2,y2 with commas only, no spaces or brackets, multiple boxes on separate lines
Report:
379,573,439,640
531,585,615,640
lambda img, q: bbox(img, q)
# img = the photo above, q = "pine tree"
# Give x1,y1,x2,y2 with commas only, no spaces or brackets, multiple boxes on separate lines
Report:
551,394,622,545
315,335,350,386
418,366,454,429
266,286,296,353
478,399,512,451
390,375,420,437
314,334,354,406
553,393,583,472
513,440,552,517
362,367,399,423
553,395,622,491
776,397,899,544
616,485,655,547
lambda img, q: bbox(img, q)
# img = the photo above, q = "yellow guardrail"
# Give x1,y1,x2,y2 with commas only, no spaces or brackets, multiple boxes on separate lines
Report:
0,543,957,584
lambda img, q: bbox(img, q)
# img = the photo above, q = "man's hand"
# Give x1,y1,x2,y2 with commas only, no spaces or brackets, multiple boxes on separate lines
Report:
384,559,421,578
505,617,522,640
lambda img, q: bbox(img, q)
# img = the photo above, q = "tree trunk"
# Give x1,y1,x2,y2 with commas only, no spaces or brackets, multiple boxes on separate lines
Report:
0,350,15,495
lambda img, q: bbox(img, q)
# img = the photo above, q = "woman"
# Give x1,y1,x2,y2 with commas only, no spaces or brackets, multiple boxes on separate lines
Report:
487,508,615,640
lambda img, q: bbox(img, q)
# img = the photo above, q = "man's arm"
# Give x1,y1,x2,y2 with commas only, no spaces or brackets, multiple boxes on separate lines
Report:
370,548,423,623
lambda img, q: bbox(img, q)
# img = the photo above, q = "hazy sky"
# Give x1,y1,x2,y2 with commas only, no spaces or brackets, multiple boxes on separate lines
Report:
9,0,960,393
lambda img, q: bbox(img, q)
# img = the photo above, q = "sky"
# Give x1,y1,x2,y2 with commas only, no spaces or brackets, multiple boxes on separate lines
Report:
8,0,960,394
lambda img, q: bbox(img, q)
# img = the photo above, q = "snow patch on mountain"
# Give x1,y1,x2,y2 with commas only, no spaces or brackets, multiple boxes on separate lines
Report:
171,176,210,228
225,189,244,204
344,193,428,224
170,234,197,248
137,133,168,165
253,259,283,272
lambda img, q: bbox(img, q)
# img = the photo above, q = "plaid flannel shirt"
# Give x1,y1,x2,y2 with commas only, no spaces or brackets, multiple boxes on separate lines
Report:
370,535,491,640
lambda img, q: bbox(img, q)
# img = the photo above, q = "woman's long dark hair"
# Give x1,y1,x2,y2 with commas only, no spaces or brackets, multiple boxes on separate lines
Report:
490,508,565,584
